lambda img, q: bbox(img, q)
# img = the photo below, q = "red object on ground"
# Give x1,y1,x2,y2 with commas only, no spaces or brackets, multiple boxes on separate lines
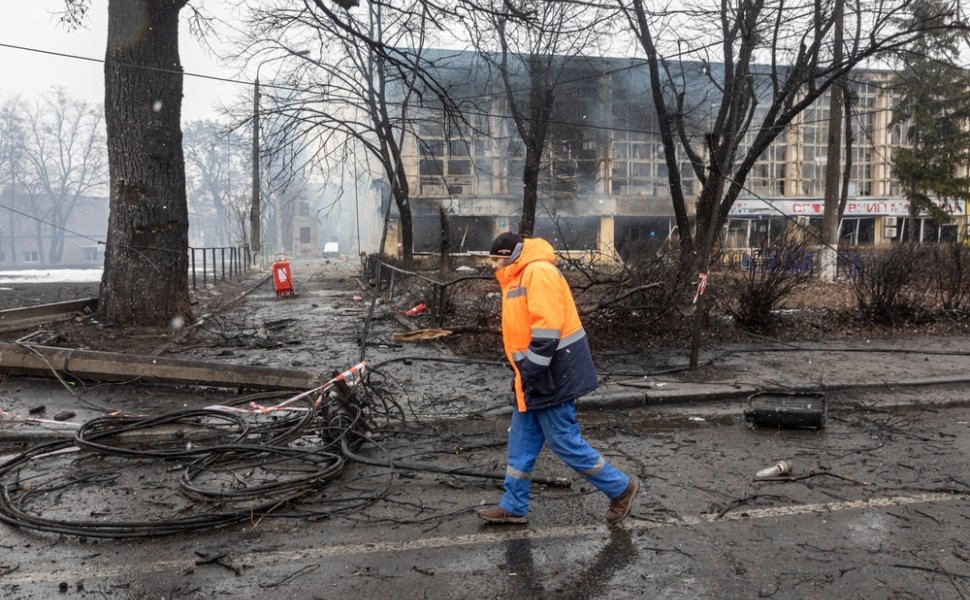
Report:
272,255,294,298
405,303,427,317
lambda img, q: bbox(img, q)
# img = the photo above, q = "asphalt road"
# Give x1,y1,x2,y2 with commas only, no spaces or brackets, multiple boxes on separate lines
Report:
1,384,969,599
2,260,970,599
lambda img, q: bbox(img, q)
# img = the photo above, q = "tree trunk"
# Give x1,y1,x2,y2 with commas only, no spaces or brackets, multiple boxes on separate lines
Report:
205,177,230,246
688,184,725,368
48,204,66,264
398,192,413,266
214,200,229,246
99,0,191,326
49,227,65,265
6,199,15,267
438,205,450,277
389,163,414,267
820,0,845,282
839,86,854,220
34,218,45,265
519,145,541,236
820,78,844,280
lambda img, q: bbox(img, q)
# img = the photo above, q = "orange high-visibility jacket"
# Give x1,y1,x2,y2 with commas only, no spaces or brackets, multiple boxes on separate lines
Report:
494,237,598,412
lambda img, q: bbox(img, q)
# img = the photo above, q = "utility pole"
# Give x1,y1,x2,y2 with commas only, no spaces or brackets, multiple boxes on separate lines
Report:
250,76,261,267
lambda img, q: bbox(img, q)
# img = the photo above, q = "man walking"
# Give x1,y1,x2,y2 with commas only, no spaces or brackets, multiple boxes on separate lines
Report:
478,232,639,525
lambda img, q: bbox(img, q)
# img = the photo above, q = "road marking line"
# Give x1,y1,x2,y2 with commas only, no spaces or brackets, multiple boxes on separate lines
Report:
0,491,962,584
292,491,961,557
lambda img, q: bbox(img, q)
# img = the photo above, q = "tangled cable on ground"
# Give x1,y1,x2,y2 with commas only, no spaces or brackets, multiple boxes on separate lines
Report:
0,360,565,538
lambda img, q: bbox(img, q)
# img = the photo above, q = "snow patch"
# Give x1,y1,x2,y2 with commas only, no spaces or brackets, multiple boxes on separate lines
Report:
0,269,103,284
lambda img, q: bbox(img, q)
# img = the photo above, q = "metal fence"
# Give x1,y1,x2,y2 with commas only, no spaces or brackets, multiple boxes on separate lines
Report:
368,258,493,327
188,246,252,290
718,248,863,279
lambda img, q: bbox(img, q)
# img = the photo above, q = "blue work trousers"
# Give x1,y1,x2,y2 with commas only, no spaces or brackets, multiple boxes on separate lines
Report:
499,400,630,517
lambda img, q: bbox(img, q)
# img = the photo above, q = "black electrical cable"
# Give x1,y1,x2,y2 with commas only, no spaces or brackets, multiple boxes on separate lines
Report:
74,409,251,459
0,483,293,538
0,439,328,538
180,445,346,501
332,402,572,488
338,431,570,488
0,373,570,538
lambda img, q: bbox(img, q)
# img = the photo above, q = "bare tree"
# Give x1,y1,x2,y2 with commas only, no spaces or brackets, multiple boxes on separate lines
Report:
17,88,107,265
256,90,316,255
462,0,614,236
0,97,28,266
619,0,961,366
237,0,460,266
183,120,252,247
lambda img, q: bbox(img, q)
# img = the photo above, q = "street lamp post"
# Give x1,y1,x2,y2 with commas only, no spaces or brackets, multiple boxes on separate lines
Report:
251,50,309,267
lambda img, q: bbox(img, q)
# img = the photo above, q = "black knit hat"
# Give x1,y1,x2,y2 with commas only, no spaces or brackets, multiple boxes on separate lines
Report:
489,232,523,258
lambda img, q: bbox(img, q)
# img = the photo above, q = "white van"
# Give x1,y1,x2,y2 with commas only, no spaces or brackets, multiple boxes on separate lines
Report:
323,242,339,258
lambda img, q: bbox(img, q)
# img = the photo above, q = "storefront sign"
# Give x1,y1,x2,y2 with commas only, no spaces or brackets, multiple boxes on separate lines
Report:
730,198,965,217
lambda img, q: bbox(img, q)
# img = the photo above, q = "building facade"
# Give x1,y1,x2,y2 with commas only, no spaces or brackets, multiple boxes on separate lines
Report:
0,192,108,269
390,52,964,257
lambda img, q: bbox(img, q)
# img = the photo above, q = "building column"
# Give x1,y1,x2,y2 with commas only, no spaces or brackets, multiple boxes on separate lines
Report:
598,215,616,261
386,221,400,258
785,116,801,197
598,71,613,196
873,84,891,196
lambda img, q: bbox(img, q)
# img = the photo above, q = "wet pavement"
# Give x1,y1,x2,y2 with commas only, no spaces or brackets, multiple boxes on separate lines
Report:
2,258,970,598
2,386,969,599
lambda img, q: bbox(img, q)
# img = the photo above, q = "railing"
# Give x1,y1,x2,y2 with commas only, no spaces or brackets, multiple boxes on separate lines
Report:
718,247,863,279
837,251,863,279
259,244,285,267
188,246,253,290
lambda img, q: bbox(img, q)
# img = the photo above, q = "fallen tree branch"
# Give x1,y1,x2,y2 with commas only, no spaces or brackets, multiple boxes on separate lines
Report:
259,564,319,588
581,283,663,317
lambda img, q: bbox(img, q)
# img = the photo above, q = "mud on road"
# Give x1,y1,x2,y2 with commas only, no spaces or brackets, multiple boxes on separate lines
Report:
1,259,970,599
1,384,969,599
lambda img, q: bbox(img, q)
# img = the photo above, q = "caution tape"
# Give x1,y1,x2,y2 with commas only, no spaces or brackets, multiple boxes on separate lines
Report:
692,272,708,304
0,361,368,426
205,360,368,415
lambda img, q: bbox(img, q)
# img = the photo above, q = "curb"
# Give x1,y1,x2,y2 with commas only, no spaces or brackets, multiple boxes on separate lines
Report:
578,373,970,412
579,385,757,410
6,374,970,443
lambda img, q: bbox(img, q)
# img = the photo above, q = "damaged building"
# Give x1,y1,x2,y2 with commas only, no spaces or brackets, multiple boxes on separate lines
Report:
382,51,963,258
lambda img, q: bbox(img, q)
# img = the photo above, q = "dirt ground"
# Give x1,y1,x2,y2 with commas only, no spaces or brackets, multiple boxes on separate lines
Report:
0,281,101,312
0,275,276,356
4,263,970,360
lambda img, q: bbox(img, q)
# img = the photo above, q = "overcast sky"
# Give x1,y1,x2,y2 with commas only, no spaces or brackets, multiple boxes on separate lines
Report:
0,1,241,122
4,2,966,121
